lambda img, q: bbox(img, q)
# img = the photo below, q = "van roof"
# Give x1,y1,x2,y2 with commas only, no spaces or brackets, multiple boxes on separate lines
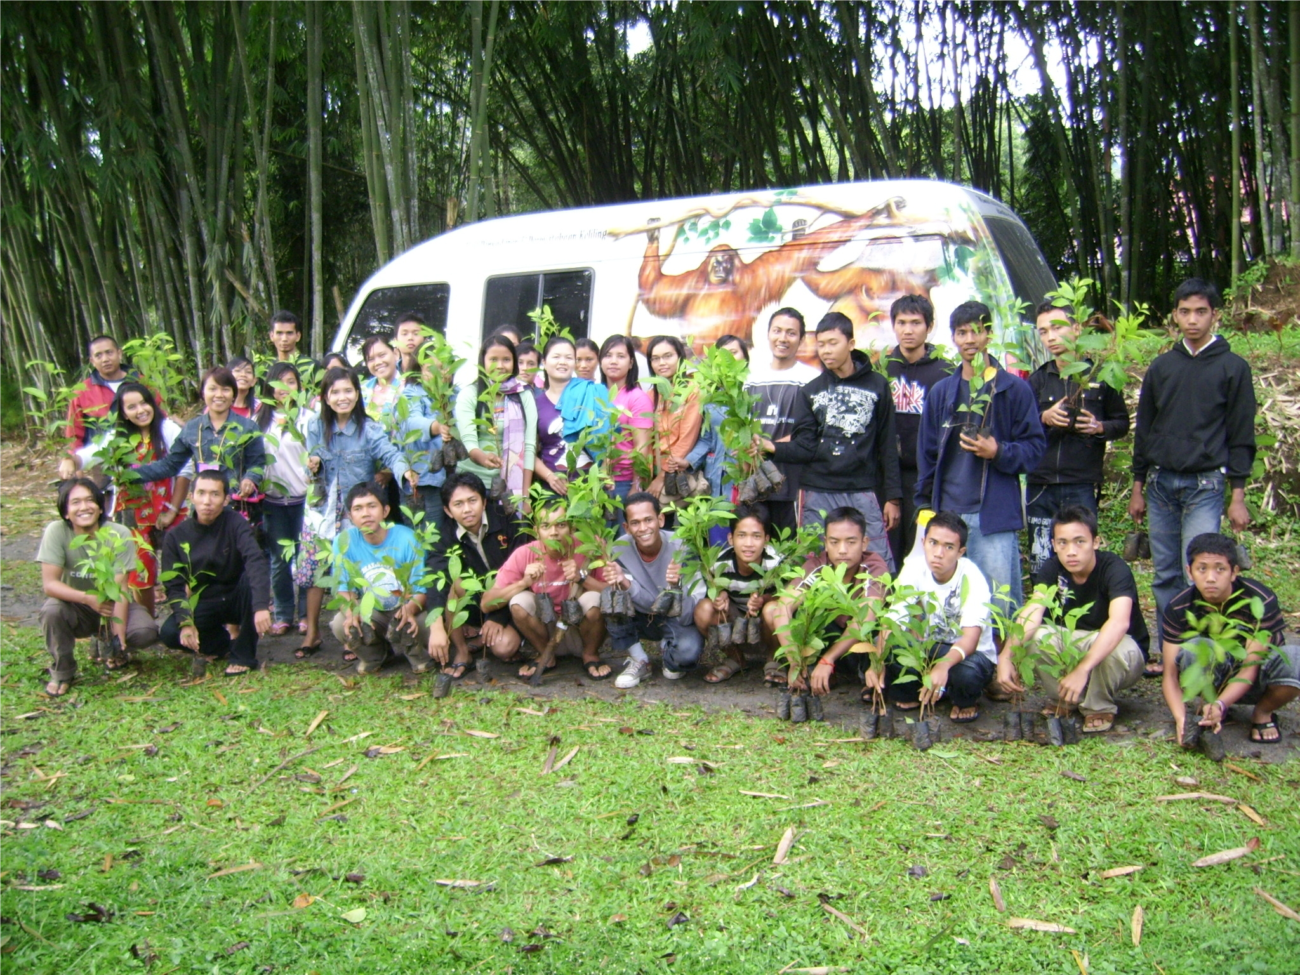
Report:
357,179,1016,292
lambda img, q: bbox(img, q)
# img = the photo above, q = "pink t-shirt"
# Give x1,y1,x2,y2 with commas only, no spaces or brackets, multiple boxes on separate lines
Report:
610,385,654,482
494,541,606,614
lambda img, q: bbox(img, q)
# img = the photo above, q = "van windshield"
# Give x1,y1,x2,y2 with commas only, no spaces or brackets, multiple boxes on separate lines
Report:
346,283,450,362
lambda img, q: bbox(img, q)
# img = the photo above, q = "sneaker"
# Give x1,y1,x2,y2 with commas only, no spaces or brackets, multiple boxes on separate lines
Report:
661,666,686,680
615,657,650,689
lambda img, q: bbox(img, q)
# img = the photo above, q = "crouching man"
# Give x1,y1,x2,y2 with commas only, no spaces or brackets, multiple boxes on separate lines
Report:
330,481,429,675
996,505,1148,733
1160,533,1299,746
38,478,159,695
604,492,703,688
159,470,270,675
878,511,995,722
479,503,610,680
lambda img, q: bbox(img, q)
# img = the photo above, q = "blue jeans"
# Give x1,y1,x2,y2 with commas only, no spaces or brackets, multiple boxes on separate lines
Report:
960,512,1023,616
606,612,704,672
801,489,893,571
1148,469,1224,626
263,500,305,625
607,479,634,531
1026,482,1099,575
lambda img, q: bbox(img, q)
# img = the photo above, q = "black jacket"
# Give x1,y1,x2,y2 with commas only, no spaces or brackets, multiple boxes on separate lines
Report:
423,507,521,613
1027,359,1129,485
884,345,955,471
774,350,902,500
1132,337,1256,488
161,508,270,625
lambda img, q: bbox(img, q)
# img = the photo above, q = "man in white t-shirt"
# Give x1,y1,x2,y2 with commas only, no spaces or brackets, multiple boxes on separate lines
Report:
872,510,996,722
744,307,821,535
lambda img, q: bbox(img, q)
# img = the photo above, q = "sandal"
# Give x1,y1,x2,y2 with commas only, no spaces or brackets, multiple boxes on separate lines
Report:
342,650,358,663
104,656,131,671
950,705,980,723
45,679,71,697
704,658,743,683
583,659,612,680
297,620,309,634
224,663,252,676
1082,713,1115,734
443,661,470,679
762,660,786,686
518,660,557,679
895,700,920,711
1142,661,1164,679
1250,719,1281,744
295,641,322,659
269,622,291,636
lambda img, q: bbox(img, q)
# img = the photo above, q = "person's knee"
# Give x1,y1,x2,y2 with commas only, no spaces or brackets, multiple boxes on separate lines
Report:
39,598,71,629
490,627,521,659
693,598,715,631
508,601,534,629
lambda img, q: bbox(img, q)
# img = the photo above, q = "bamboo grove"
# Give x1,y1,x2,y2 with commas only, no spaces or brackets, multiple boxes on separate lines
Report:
2,2,1297,402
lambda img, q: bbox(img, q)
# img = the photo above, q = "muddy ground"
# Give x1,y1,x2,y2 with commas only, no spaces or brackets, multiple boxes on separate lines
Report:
4,531,1295,764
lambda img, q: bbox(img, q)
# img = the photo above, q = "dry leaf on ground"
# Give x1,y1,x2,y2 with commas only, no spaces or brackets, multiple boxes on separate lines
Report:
1009,917,1077,933
1192,837,1260,867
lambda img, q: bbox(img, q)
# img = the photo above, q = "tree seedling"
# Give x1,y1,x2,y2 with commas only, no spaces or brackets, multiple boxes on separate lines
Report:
70,528,137,668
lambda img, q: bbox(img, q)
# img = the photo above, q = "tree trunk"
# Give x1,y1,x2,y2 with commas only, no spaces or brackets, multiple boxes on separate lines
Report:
1292,2,1300,258
1230,3,1242,279
306,0,325,355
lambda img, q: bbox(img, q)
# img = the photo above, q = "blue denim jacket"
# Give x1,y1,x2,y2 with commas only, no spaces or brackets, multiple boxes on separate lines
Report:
134,412,266,488
305,413,408,500
360,380,446,490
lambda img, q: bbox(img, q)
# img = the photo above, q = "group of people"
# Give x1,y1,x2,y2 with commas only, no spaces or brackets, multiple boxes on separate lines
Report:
36,284,1298,748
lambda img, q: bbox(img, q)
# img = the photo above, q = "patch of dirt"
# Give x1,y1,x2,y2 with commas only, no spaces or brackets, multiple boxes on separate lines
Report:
1229,258,1300,335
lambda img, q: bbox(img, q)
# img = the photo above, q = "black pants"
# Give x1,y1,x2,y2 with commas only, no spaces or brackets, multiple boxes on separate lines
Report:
766,499,799,538
887,467,919,565
160,578,258,668
884,641,994,709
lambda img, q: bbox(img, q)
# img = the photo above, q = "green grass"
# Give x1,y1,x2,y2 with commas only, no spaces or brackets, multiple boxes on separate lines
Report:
1,560,41,595
2,626,1297,974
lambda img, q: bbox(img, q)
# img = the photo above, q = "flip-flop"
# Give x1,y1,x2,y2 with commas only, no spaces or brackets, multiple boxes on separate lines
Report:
518,660,557,679
269,622,292,636
762,661,787,686
950,706,980,723
295,641,322,659
1250,719,1282,744
342,651,358,663
1142,662,1164,679
584,660,612,680
44,679,71,697
895,700,921,711
443,661,470,679
1082,713,1115,734
224,664,252,676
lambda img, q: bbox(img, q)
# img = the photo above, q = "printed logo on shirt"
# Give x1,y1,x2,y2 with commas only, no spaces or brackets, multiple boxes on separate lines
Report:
891,376,927,415
358,562,402,612
927,585,964,644
809,387,878,442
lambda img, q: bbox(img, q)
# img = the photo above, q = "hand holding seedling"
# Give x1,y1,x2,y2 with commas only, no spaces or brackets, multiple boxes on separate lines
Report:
809,657,835,696
253,609,271,636
235,477,257,499
427,615,450,663
393,599,423,636
1041,397,1072,429
1056,665,1091,705
1071,409,1103,435
1198,699,1225,734
959,431,998,459
919,663,949,706
180,624,200,651
523,560,546,586
665,559,681,587
604,562,630,590
57,456,77,480
307,455,321,474
470,448,502,469
404,469,419,491
341,609,362,641
713,591,731,617
83,593,115,617
560,558,583,584
1227,494,1251,533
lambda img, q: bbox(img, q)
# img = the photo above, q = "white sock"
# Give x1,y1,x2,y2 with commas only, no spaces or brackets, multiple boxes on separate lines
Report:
627,642,648,664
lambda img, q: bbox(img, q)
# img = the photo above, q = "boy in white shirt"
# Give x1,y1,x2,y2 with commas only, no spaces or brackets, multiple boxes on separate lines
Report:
870,510,995,722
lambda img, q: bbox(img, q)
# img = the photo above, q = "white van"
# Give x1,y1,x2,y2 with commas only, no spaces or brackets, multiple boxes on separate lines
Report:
332,179,1056,370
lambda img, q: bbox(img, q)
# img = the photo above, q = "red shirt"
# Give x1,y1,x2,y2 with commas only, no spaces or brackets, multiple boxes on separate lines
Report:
494,541,606,614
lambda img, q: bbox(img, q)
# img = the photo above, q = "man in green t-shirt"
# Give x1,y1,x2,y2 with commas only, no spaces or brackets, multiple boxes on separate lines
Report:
37,479,158,695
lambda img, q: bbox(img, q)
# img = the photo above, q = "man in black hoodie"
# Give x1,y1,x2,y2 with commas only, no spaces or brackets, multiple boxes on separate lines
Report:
885,294,954,562
1129,278,1256,672
761,312,902,569
1026,300,1129,573
159,470,271,675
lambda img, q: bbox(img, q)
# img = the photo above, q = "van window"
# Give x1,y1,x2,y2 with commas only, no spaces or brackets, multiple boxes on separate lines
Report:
983,216,1057,310
347,284,450,363
483,270,592,341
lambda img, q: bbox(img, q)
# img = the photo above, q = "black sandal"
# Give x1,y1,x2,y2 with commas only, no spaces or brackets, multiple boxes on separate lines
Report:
443,661,469,679
584,660,612,680
1250,719,1282,744
295,641,322,659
